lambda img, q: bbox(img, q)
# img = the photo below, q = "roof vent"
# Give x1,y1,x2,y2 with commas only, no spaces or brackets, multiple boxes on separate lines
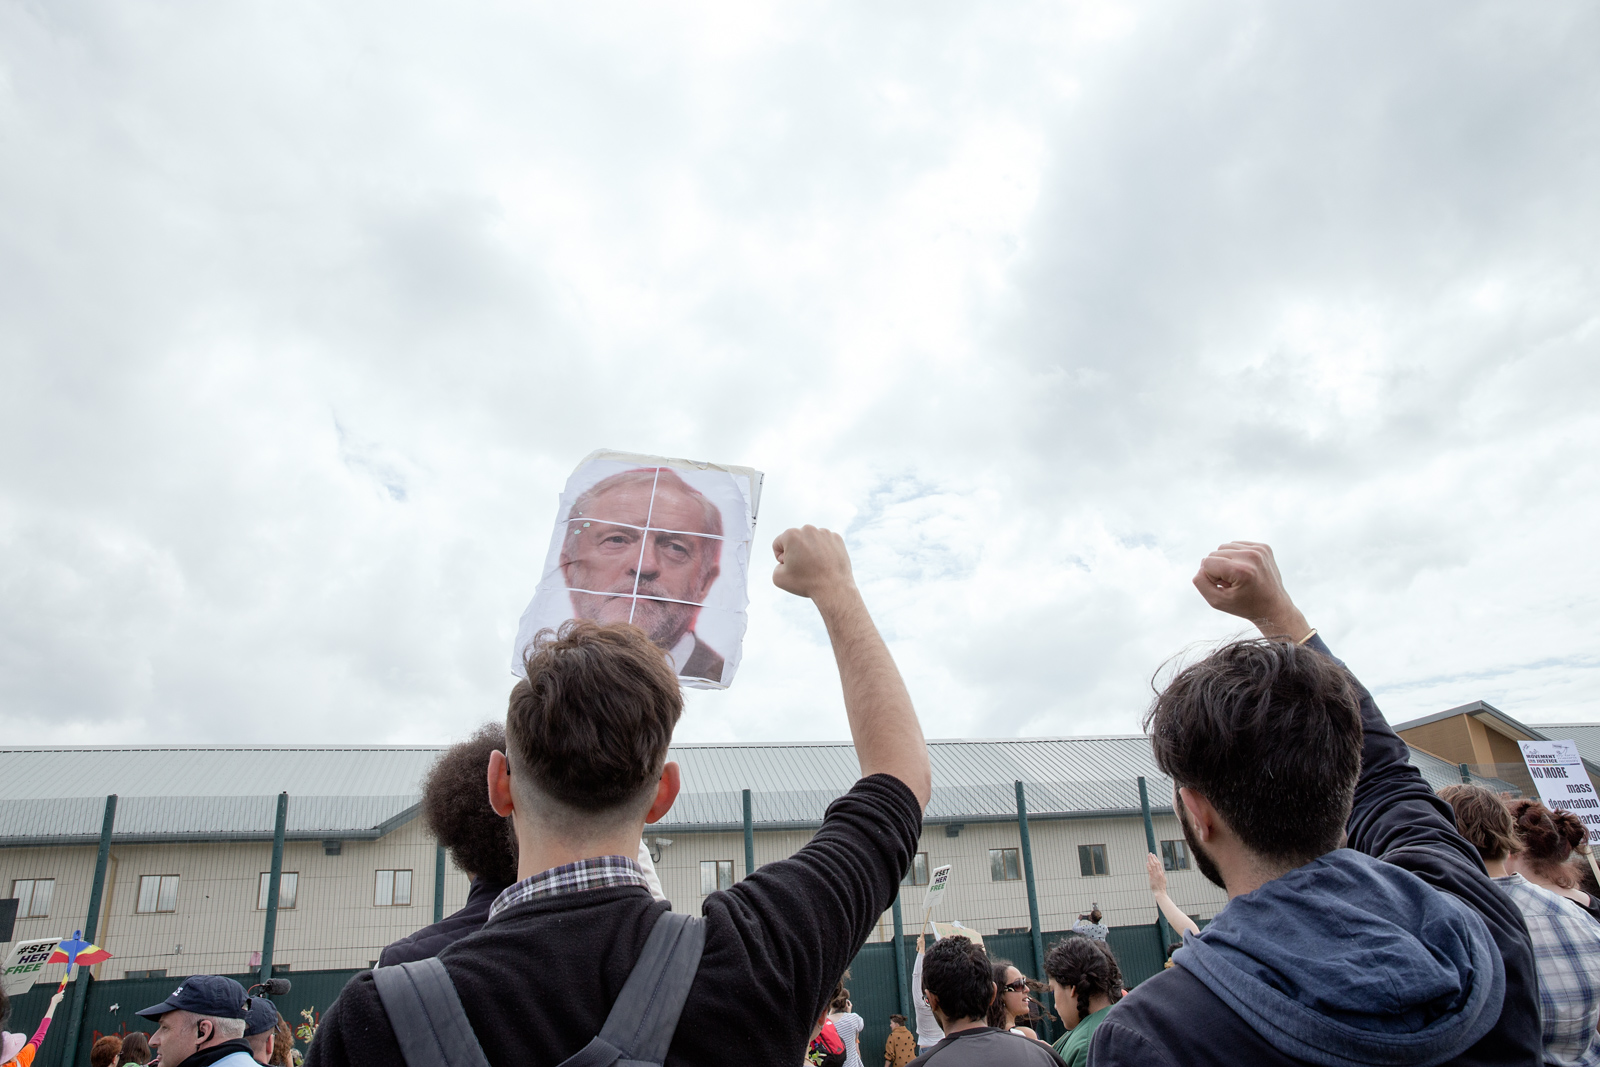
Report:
322,840,343,856
944,823,964,838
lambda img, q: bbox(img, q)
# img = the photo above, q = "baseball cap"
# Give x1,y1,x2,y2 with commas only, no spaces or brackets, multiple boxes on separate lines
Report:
136,975,249,1020
243,996,280,1037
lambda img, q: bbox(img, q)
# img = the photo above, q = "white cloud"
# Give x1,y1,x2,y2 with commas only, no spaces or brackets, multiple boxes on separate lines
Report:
2,0,1598,748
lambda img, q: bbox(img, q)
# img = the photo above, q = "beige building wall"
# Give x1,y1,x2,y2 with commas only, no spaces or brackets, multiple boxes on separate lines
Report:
4,811,1227,984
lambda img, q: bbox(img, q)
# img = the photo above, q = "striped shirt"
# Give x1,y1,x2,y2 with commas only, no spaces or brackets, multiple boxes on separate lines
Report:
487,854,651,922
1495,873,1600,1067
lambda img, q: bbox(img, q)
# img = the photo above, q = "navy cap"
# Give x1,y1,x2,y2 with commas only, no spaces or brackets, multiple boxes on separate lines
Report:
243,996,280,1036
136,975,249,1020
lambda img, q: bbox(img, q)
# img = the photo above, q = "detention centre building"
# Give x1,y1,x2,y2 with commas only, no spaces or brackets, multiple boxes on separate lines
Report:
3,713,1597,1066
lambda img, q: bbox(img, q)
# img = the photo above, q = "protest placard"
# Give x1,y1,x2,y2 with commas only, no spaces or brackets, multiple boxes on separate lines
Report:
929,921,983,947
512,451,763,690
1517,739,1600,880
920,864,952,931
2,938,63,996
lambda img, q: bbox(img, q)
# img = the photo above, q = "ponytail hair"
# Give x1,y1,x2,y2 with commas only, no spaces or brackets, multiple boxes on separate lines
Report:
1510,799,1589,888
1044,936,1123,1024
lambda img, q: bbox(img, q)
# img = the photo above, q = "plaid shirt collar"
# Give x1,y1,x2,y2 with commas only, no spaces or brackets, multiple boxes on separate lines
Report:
487,854,651,922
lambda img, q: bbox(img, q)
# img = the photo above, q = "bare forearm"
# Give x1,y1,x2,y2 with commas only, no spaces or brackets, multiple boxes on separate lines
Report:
1154,890,1200,936
815,586,931,807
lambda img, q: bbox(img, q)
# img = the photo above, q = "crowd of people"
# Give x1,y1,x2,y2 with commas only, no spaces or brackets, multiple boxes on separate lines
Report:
6,530,1598,1067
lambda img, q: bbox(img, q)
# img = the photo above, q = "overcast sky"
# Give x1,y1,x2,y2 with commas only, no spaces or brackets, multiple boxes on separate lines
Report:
3,2,1597,751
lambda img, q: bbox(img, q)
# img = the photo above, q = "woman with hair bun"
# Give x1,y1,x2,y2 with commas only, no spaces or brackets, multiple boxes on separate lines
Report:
1506,798,1600,926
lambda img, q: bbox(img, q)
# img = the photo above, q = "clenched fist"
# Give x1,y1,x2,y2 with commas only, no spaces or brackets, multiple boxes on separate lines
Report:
1193,541,1312,641
772,525,856,601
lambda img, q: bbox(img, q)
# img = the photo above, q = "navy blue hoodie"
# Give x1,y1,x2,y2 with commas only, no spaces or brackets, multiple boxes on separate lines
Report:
1090,636,1540,1067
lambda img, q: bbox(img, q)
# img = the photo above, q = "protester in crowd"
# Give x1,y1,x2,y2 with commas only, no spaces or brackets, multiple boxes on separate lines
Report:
808,997,846,1067
0,986,65,1067
1441,782,1600,1066
117,1032,152,1066
827,984,865,1067
308,525,932,1066
1505,799,1600,926
910,935,946,1053
1573,854,1600,914
985,961,1039,1039
138,975,257,1067
1044,936,1123,1067
884,1015,916,1067
909,936,1065,1066
267,1018,294,1067
377,723,521,966
1069,906,1106,942
1090,541,1541,1067
1144,853,1201,939
243,998,279,1064
90,1035,121,1067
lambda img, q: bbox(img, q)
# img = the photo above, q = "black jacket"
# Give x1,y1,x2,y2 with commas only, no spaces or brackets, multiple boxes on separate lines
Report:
908,1028,1066,1066
378,877,512,967
1090,635,1541,1067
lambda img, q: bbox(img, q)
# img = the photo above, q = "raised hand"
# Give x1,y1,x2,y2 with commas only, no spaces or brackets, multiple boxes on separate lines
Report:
1146,852,1168,894
772,525,856,602
1193,541,1311,641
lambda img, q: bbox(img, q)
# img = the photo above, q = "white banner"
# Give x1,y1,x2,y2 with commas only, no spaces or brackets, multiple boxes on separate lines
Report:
921,864,952,921
512,451,763,691
1518,739,1600,846
2,938,62,996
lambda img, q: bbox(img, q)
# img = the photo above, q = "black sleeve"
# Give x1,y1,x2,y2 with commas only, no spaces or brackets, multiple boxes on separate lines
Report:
704,773,922,1041
1313,633,1486,871
303,971,404,1067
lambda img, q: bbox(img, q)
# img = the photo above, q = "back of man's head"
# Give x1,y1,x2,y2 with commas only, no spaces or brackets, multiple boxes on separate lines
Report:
508,619,683,831
1439,784,1519,865
921,936,994,1025
1146,638,1362,869
423,722,519,884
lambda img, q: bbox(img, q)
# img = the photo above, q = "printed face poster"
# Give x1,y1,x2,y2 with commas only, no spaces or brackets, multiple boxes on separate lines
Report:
513,451,763,690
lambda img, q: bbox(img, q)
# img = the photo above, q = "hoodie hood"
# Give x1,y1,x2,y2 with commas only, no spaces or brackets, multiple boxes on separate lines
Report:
1175,848,1504,1067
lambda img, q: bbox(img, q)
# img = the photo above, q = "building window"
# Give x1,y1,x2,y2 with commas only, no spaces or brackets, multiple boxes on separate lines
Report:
1160,839,1190,872
901,853,930,887
1078,844,1108,877
11,879,54,918
374,870,413,907
136,875,180,913
257,872,299,910
700,860,734,894
989,848,1021,882
125,969,168,980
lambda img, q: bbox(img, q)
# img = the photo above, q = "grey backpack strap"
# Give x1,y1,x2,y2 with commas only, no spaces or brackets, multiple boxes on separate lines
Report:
556,910,708,1067
373,957,492,1067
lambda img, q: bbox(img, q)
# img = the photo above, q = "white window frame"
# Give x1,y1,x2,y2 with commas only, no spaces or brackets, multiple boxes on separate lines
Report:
136,874,180,913
11,878,54,918
374,869,413,907
257,872,299,910
989,847,1022,882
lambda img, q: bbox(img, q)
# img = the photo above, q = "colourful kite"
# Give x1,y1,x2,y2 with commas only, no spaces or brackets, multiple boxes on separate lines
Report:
48,931,112,972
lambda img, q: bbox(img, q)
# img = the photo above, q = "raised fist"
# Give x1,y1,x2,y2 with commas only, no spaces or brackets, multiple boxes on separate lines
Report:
771,525,855,600
1193,541,1310,641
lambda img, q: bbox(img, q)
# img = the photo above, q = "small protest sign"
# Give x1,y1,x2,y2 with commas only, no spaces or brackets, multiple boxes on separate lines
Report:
929,921,983,947
513,451,763,690
1518,740,1600,849
920,864,952,929
3,938,64,996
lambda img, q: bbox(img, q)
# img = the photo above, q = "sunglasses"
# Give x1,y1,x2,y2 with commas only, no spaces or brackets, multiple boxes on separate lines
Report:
1004,980,1029,993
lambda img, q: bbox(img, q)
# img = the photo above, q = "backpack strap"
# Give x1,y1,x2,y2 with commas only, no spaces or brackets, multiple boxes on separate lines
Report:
372,957,492,1067
556,910,707,1067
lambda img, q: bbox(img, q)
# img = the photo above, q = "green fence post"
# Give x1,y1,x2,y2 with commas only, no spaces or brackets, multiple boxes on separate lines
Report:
60,794,116,1067
1014,781,1049,1040
1459,763,1472,784
259,792,289,986
742,788,755,879
434,845,447,923
1139,777,1175,958
891,894,910,1021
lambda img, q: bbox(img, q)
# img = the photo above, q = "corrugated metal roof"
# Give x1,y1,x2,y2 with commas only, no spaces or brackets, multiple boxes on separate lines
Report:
1529,723,1600,770
0,736,1468,842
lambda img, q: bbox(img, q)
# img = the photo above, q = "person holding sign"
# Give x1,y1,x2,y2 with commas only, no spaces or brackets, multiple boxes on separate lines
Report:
1090,541,1541,1067
0,986,65,1067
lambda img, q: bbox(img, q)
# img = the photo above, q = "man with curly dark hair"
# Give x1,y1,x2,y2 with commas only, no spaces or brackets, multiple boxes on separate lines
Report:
1044,937,1121,1067
378,723,522,966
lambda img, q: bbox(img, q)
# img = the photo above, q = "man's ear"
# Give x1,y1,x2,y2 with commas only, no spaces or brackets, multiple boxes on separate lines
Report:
488,750,516,818
645,762,681,824
1178,787,1219,843
924,990,942,1020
